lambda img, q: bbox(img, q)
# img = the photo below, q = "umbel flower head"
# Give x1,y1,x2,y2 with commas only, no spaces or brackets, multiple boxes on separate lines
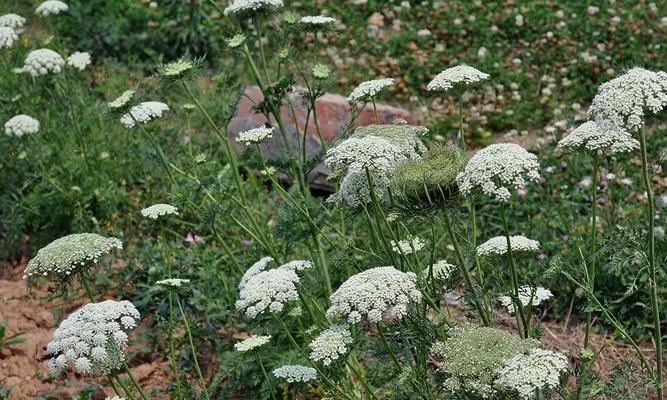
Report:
431,327,535,398
156,278,190,290
457,143,540,202
21,48,65,77
588,67,667,132
300,15,336,25
272,365,317,383
556,120,639,154
236,258,313,319
24,233,122,281
477,235,540,257
427,65,490,94
309,324,353,366
0,13,26,29
108,90,135,112
0,27,18,49
5,114,40,137
47,300,139,375
326,266,422,324
120,101,170,128
36,1,69,16
223,0,284,16
495,348,568,400
423,260,457,281
498,286,553,314
106,397,125,400
141,203,178,219
346,78,394,104
391,236,426,255
156,56,201,83
66,51,91,71
312,64,331,80
234,334,271,352
325,122,427,208
235,126,275,146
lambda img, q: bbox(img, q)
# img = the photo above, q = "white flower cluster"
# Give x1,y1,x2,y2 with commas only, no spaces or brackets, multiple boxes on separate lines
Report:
224,0,284,16
120,101,170,128
272,365,317,383
21,48,65,77
0,14,26,29
326,266,422,324
496,349,568,400
477,235,540,257
5,114,40,137
0,27,18,48
300,15,336,25
36,1,69,16
158,58,194,79
424,260,457,281
236,258,312,319
325,136,421,176
309,324,352,366
234,335,271,352
156,278,190,289
588,67,667,132
141,203,178,219
427,65,490,93
556,121,639,154
346,78,394,104
457,143,540,202
24,233,122,280
106,397,125,400
498,286,553,314
67,51,91,71
391,236,426,255
235,126,275,145
47,300,140,375
108,90,135,110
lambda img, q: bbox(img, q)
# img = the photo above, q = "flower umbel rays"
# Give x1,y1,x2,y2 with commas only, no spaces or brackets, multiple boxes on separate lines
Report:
588,67,667,132
24,233,122,281
326,266,421,324
427,65,490,93
5,114,40,137
456,143,540,202
47,300,140,375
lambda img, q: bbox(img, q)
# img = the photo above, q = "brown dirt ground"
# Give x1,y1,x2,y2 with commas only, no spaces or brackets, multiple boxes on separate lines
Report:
0,259,662,399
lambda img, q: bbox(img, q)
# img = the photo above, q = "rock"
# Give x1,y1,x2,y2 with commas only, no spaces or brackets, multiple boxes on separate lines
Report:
228,86,415,192
367,12,385,27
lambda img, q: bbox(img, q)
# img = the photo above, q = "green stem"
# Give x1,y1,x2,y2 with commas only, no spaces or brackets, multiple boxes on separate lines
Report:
443,213,491,326
372,99,379,124
346,358,378,400
376,323,401,371
122,360,149,400
176,294,210,400
113,375,138,400
132,115,176,183
583,153,599,349
500,204,529,338
458,95,466,152
639,126,663,400
168,291,184,399
258,353,277,400
79,272,95,302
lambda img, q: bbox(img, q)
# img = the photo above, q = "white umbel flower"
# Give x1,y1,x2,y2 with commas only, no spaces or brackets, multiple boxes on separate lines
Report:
588,67,667,132
456,143,540,202
234,335,271,352
300,15,336,25
495,349,568,400
236,264,304,319
47,300,140,375
0,27,18,48
390,236,426,254
36,1,69,16
108,90,135,110
140,203,178,219
309,324,352,366
67,51,91,71
239,256,274,290
556,120,639,154
325,135,422,176
106,397,125,400
24,233,122,280
279,260,314,272
5,114,40,137
120,102,170,128
272,365,317,383
498,286,553,314
477,235,540,257
235,126,274,145
22,48,65,77
0,14,26,29
156,278,190,289
346,78,394,104
424,260,457,281
224,0,284,16
326,266,422,324
427,65,490,93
